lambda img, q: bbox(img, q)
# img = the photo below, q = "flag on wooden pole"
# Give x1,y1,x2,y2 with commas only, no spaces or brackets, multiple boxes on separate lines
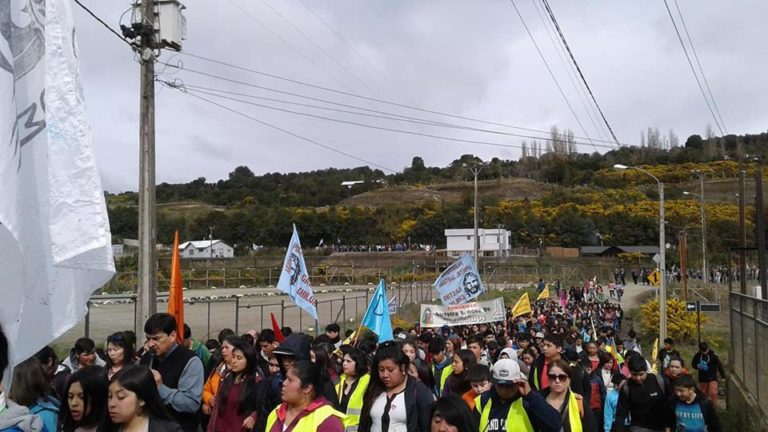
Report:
167,231,185,344
511,293,532,317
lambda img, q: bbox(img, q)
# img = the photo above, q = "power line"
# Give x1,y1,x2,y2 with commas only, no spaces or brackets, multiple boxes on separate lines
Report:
162,80,618,153
530,0,609,142
170,85,397,173
671,0,727,133
221,0,355,93
296,0,418,106
662,0,725,136
539,0,621,146
507,0,598,152
72,0,134,48
175,80,619,149
258,0,376,95
168,53,637,147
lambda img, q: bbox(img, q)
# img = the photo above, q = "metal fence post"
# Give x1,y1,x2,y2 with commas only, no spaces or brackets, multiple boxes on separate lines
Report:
342,295,346,329
260,305,265,331
207,301,211,338
132,296,138,333
84,301,91,338
235,297,240,334
281,300,285,327
315,299,319,336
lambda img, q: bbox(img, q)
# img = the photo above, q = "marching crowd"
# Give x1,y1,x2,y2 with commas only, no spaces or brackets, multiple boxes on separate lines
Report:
0,284,727,432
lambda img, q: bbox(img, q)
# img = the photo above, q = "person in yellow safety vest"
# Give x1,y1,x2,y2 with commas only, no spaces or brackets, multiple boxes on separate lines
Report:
540,359,598,432
428,336,453,397
334,348,370,432
265,360,344,432
473,359,562,432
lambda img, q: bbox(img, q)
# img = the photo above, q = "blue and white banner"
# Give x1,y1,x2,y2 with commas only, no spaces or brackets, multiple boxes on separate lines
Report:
433,253,485,305
0,0,115,367
277,225,318,320
388,295,398,315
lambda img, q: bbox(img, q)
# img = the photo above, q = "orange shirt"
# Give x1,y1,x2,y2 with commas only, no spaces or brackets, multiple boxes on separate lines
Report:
203,363,226,406
462,389,478,410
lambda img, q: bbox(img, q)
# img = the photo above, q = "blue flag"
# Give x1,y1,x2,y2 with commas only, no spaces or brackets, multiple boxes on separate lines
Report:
361,279,393,343
277,225,318,320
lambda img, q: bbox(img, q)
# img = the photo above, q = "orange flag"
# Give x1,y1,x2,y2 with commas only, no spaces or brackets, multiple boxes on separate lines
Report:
167,231,185,344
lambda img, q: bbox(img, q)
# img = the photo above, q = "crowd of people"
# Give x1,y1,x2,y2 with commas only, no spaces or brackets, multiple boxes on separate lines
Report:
0,282,727,432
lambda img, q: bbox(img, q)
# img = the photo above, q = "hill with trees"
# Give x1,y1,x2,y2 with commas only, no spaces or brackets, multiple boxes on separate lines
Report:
107,131,768,264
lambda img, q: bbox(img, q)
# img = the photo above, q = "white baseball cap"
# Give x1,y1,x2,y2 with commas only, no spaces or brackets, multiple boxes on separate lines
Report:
491,359,526,385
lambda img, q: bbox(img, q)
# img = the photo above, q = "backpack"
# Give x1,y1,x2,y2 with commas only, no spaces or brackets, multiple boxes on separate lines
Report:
620,373,665,401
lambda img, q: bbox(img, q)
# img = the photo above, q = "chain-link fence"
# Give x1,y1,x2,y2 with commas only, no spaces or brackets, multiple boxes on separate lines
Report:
729,292,768,420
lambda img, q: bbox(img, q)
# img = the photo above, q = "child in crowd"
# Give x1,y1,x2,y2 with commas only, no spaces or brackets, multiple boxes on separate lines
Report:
461,364,492,410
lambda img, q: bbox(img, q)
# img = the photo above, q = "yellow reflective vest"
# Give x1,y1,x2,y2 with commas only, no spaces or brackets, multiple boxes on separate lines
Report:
335,373,370,432
265,403,345,432
431,363,453,395
562,390,583,432
475,394,534,432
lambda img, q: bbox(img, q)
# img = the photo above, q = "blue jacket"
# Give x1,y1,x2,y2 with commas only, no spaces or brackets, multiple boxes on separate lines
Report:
29,396,59,432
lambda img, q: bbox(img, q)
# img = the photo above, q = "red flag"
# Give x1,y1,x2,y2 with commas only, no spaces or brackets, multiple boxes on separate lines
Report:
270,313,285,342
167,231,185,344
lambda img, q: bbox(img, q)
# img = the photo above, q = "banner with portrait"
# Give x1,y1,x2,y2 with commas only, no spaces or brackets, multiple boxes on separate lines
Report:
433,253,486,305
420,298,505,328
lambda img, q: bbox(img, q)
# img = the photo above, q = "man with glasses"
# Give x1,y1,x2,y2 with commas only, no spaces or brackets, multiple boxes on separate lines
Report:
614,356,674,432
473,358,561,432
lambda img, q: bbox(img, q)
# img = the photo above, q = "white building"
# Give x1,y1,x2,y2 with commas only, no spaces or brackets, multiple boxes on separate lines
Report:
444,228,511,258
178,240,234,259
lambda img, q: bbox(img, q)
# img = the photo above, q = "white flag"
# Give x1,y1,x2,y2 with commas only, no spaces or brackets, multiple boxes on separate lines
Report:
277,225,318,320
433,253,485,305
0,0,115,366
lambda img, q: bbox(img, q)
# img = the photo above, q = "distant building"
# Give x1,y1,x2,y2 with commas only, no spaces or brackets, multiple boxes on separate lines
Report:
444,228,511,258
178,240,234,259
580,245,659,258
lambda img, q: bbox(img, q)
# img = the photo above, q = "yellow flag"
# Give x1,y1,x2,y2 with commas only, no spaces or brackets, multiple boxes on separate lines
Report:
650,337,659,374
511,293,532,317
536,286,550,301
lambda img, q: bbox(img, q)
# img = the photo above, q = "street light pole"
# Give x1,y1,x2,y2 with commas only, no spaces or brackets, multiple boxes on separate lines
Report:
615,164,667,341
694,171,708,285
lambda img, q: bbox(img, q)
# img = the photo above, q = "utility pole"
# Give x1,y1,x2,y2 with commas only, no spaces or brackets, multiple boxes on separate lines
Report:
679,230,688,301
695,171,707,288
136,0,157,336
739,154,747,294
465,163,485,269
756,161,767,299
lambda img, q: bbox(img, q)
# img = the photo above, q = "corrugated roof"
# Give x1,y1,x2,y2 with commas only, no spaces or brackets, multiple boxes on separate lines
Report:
179,240,226,250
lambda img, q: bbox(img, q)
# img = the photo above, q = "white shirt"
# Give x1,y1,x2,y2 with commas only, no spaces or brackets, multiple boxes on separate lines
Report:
369,391,407,432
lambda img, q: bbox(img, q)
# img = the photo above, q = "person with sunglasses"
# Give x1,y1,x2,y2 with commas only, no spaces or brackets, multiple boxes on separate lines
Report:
473,359,561,432
358,342,434,432
541,359,598,432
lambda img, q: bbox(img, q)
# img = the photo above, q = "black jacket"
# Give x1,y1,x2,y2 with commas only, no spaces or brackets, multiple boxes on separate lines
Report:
691,351,725,383
148,418,185,432
357,376,433,432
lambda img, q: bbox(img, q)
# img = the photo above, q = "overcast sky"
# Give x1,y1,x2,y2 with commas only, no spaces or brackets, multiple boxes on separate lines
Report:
71,1,768,192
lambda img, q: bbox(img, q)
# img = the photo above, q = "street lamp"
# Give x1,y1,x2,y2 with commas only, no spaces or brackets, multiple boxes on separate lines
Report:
614,164,667,341
683,188,707,285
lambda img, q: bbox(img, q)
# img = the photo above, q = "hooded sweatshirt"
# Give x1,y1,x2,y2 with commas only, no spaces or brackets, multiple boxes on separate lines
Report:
60,350,106,373
0,397,46,432
28,396,59,432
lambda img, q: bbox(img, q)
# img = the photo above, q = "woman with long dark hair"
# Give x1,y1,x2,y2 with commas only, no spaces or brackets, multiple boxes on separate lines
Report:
265,361,344,432
105,332,135,380
358,342,434,432
310,345,340,406
207,340,262,431
430,394,478,432
102,365,181,432
202,335,239,417
442,349,476,396
58,366,108,432
9,357,59,432
335,348,370,432
541,359,597,432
